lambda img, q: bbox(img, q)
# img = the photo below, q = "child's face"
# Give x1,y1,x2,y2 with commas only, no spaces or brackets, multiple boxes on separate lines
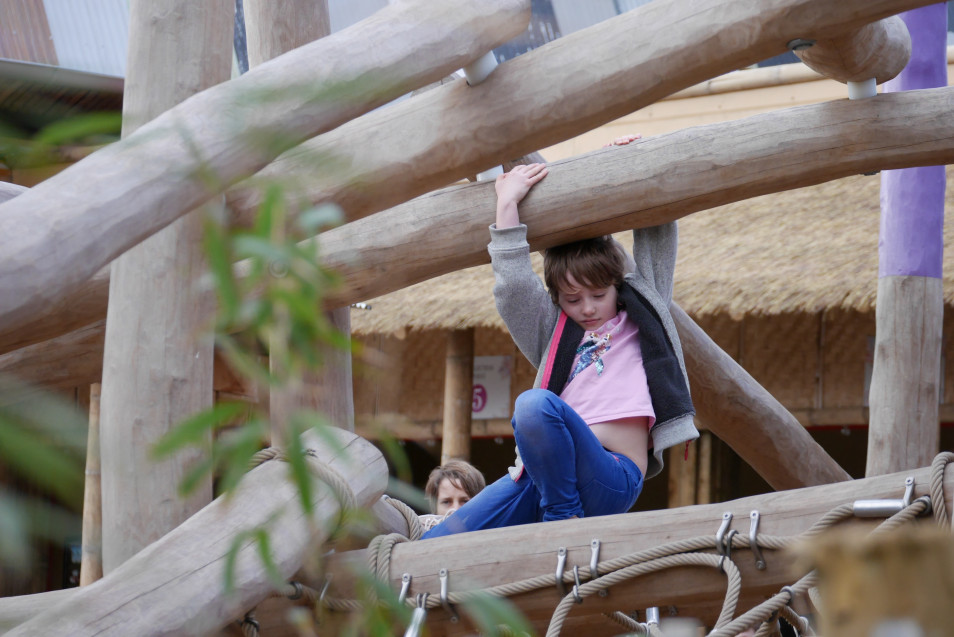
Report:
435,478,472,515
557,272,619,331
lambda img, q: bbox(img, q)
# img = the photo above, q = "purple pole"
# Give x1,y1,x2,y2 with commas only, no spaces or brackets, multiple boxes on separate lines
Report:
879,4,947,278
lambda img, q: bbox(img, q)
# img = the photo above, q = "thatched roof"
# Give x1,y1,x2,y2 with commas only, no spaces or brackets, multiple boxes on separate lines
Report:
351,168,954,335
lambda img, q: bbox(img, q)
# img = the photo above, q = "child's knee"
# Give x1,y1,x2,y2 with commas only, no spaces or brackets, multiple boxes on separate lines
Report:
513,389,555,420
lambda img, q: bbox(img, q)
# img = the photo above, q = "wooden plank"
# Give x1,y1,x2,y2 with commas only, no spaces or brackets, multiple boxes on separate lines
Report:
0,0,531,335
795,16,911,84
441,329,475,463
322,463,952,636
97,0,233,572
3,429,387,637
227,0,941,229
672,303,851,490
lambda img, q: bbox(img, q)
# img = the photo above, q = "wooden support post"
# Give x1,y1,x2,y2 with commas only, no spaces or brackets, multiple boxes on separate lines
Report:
5,84,954,359
79,383,102,586
441,328,475,463
3,429,386,637
98,0,233,573
671,303,851,490
244,0,355,443
668,441,697,509
867,5,946,478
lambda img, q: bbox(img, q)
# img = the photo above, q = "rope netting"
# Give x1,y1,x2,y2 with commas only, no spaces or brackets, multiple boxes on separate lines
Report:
238,451,954,637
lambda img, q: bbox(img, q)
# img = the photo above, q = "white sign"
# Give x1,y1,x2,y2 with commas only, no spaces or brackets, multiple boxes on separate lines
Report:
471,355,512,419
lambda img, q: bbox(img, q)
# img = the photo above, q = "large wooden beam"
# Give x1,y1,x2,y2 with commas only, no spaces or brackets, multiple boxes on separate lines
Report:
226,0,939,230
671,303,850,490
4,87,954,362
323,464,949,636
3,429,387,637
0,0,530,334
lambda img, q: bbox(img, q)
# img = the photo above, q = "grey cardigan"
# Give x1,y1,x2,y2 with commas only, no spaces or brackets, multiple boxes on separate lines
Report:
488,221,698,479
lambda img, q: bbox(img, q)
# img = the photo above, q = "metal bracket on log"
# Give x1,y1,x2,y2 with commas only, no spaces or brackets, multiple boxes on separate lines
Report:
749,510,767,571
853,476,915,518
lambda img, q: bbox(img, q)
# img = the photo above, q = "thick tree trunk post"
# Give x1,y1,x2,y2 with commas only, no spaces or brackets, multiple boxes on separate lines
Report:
5,429,387,637
80,383,103,586
98,0,233,573
671,303,851,490
243,0,355,443
6,85,954,359
441,328,475,463
867,5,947,478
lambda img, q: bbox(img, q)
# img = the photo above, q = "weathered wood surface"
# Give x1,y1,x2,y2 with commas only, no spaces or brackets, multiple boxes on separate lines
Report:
4,429,387,637
244,0,356,442
441,329,475,463
80,383,103,586
324,463,952,636
0,182,25,203
867,277,943,476
98,0,232,573
227,0,940,229
671,303,851,490
5,86,954,367
0,0,530,335
795,16,911,84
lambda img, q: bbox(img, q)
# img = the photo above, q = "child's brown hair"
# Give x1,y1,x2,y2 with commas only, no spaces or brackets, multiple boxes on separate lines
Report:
543,236,626,305
424,459,486,513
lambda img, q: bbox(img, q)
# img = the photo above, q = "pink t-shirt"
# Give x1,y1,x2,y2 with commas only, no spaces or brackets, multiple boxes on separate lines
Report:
558,311,656,427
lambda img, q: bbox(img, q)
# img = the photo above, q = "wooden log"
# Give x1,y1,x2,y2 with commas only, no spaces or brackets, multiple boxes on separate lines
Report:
0,182,25,203
97,0,232,573
0,590,74,636
4,428,387,637
867,277,943,475
0,0,531,334
310,86,954,309
671,303,851,490
868,7,947,478
441,328,475,463
323,463,951,636
244,0,356,442
226,0,940,230
80,383,103,586
5,86,954,373
795,16,911,84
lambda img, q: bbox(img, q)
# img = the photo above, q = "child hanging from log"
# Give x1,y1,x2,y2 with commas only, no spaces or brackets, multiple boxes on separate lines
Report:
423,137,697,538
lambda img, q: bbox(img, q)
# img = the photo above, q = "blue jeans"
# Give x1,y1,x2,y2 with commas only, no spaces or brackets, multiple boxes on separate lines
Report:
422,389,644,539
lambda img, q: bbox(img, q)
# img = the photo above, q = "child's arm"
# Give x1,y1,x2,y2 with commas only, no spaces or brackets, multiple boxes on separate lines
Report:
494,163,547,228
488,163,558,367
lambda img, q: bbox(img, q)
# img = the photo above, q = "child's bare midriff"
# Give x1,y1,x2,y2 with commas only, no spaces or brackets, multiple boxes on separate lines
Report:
589,417,650,477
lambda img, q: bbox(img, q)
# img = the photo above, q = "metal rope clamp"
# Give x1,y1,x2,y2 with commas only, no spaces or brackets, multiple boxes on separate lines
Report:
715,512,733,573
555,546,568,597
398,573,412,605
749,510,767,570
853,476,915,518
403,592,429,637
590,539,608,598
571,565,584,604
439,568,459,623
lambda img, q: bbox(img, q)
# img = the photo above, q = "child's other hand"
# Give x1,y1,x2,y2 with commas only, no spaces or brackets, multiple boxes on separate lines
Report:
603,133,642,147
494,163,548,228
495,163,548,206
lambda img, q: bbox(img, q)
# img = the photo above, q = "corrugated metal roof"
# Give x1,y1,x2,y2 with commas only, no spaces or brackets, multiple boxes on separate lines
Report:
42,0,128,78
